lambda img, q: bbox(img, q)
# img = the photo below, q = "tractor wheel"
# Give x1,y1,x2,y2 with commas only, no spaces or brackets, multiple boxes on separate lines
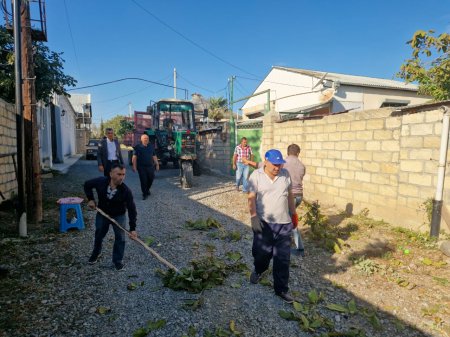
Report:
173,158,179,169
193,160,201,176
181,161,193,188
161,160,168,169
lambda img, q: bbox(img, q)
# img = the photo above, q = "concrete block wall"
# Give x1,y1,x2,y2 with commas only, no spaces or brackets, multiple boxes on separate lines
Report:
263,105,450,230
0,99,18,202
197,122,231,175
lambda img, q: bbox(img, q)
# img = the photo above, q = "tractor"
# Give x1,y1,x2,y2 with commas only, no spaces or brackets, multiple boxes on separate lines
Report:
148,99,201,188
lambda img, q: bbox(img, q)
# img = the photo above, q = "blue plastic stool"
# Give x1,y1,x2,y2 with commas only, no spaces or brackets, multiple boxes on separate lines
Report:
59,203,85,232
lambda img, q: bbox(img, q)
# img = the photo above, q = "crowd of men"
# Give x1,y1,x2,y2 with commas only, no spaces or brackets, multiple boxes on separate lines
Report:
86,130,306,303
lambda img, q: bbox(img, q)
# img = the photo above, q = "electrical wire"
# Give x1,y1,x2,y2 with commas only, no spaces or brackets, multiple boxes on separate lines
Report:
236,75,312,89
131,0,259,78
67,77,188,99
177,72,215,94
63,0,81,79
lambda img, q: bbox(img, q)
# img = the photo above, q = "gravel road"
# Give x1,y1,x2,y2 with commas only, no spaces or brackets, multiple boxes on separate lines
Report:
0,159,433,337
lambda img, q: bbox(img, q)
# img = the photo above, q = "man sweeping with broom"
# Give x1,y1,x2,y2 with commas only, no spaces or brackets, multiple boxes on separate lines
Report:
84,163,137,271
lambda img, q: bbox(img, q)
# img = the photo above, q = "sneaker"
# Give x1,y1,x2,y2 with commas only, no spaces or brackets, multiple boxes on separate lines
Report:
142,194,148,200
298,249,305,257
236,186,239,191
250,271,262,284
88,254,101,265
114,262,125,271
276,292,294,304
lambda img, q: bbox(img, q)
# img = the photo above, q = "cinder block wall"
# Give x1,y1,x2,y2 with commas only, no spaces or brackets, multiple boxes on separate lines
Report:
262,105,450,230
0,99,18,202
197,122,231,175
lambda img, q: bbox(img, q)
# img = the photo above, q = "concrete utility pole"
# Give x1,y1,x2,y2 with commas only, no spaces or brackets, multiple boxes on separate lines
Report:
13,0,27,236
21,2,42,223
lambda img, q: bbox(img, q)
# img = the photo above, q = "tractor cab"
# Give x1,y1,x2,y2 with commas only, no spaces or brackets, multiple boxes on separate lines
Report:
148,99,200,187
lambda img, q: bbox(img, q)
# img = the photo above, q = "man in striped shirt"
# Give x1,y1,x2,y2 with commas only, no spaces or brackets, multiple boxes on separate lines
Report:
232,137,253,193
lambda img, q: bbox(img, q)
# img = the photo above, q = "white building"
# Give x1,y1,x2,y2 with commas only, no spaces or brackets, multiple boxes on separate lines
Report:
242,66,431,119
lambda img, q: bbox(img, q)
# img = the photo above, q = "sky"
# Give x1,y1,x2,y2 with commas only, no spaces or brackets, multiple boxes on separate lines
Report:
3,0,450,124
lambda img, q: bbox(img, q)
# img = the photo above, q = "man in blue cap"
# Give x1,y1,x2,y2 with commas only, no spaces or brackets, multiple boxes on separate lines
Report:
247,149,298,303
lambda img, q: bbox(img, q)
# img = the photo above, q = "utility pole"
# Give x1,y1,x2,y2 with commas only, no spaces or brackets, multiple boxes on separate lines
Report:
173,68,177,99
21,2,42,223
128,102,132,118
229,76,236,175
13,0,27,236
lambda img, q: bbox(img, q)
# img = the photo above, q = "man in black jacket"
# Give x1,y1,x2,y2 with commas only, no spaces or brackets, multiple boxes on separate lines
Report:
132,134,160,200
84,164,137,271
97,128,124,177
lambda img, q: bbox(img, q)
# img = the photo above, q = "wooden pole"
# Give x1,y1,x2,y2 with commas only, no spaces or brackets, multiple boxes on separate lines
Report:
96,207,180,273
21,2,42,222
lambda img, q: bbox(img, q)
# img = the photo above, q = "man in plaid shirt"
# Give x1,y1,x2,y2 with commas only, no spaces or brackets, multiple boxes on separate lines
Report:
232,137,253,193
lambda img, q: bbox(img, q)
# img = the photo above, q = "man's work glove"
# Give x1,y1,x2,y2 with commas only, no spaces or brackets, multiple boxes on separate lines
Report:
251,216,263,233
291,213,299,229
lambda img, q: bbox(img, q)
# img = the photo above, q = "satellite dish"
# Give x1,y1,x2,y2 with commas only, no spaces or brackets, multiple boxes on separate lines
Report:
319,88,334,103
312,72,329,90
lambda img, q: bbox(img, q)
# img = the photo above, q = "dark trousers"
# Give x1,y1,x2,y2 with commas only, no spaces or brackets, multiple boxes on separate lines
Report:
91,213,126,264
104,160,119,177
252,220,292,294
137,166,155,196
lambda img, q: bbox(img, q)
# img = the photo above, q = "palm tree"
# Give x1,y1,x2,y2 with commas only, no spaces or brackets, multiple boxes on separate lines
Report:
208,96,228,121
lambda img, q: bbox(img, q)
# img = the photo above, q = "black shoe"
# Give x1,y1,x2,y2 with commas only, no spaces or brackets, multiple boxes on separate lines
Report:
250,271,262,284
142,194,148,200
276,292,294,304
88,253,101,265
147,191,151,196
298,249,305,257
114,262,125,271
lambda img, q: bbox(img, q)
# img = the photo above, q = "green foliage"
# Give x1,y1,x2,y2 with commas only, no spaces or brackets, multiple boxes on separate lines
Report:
420,198,433,227
185,217,222,230
353,256,381,275
0,26,77,104
397,30,450,100
203,321,241,336
117,118,134,138
303,201,345,253
391,227,437,249
157,256,247,293
208,96,228,121
101,115,130,139
133,319,166,337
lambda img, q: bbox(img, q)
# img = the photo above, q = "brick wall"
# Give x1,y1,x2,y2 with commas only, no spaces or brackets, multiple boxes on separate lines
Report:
261,104,450,230
197,122,231,175
0,99,18,202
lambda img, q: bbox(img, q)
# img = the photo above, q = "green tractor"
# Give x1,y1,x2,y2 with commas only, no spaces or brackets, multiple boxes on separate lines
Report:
148,99,201,188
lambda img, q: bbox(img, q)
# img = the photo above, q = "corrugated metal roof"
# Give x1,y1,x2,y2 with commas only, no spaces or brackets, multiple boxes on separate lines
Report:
274,66,419,91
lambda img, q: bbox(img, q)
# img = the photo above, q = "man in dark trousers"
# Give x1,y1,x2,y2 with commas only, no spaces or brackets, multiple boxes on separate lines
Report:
97,128,124,177
247,149,297,303
132,134,160,200
84,164,137,271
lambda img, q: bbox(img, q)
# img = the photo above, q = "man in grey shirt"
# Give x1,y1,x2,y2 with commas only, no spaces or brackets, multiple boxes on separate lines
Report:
247,149,297,303
283,144,306,256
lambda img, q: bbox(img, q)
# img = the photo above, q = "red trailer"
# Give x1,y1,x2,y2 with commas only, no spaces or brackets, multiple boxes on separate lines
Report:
124,111,152,164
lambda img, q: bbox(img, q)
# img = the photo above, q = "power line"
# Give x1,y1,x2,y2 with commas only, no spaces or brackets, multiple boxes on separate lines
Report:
177,72,215,94
131,0,259,78
67,77,189,99
62,0,81,79
236,75,312,89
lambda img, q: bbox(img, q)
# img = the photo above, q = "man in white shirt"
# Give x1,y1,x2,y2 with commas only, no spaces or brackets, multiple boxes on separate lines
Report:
97,128,124,177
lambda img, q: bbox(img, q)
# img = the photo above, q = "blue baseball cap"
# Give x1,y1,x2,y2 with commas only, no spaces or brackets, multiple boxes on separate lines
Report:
265,149,286,164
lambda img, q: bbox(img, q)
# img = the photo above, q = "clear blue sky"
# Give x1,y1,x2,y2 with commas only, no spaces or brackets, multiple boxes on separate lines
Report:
5,1,450,124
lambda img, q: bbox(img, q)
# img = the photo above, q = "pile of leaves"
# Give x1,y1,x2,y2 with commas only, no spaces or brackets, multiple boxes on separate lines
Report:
278,289,381,336
184,217,222,231
157,254,247,293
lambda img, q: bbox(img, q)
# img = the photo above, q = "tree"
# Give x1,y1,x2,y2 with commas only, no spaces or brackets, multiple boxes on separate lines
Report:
397,30,450,101
0,26,76,103
208,96,228,121
102,115,131,140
